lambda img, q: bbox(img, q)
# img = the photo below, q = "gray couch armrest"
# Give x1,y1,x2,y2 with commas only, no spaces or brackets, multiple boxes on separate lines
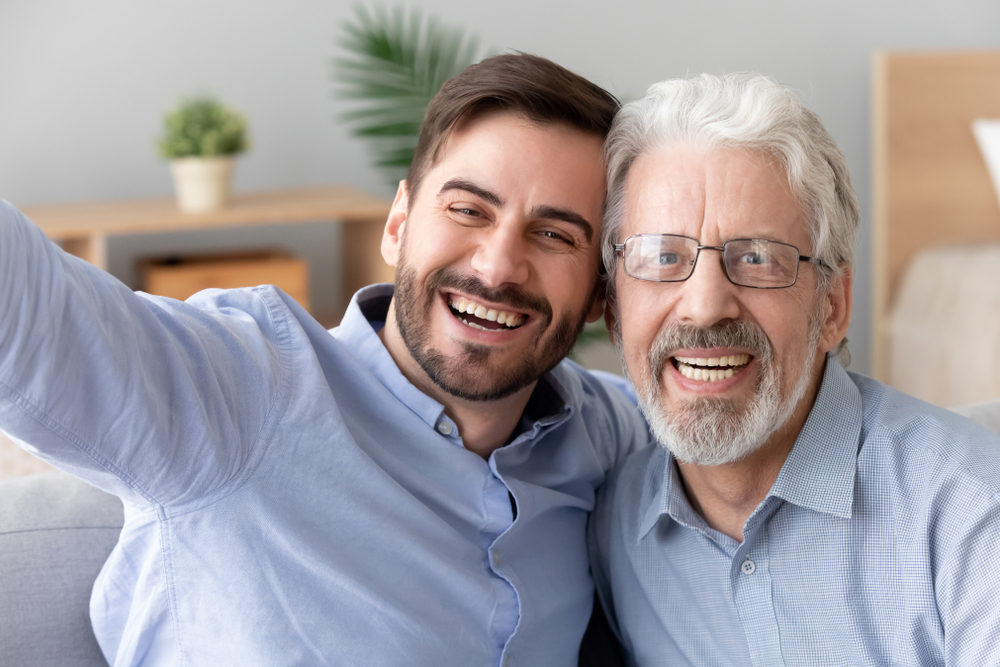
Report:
0,471,124,666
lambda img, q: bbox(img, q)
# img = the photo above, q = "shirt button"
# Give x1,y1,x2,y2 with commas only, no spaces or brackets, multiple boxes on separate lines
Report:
492,551,502,567
437,421,453,435
741,558,756,575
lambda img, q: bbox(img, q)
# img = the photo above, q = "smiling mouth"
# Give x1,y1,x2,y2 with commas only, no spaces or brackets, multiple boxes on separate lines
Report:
672,354,752,382
448,295,527,331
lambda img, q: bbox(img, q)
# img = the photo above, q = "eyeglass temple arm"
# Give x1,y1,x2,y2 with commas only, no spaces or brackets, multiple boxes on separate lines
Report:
799,254,824,267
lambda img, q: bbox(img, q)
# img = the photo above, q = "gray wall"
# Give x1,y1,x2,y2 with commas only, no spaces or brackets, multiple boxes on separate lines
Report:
3,0,1000,373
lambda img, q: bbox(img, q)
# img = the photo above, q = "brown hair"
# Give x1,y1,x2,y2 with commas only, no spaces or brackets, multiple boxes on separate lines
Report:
406,52,619,198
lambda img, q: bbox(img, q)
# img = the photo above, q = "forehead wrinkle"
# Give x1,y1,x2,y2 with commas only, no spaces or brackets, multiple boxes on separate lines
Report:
705,152,799,246
626,160,706,238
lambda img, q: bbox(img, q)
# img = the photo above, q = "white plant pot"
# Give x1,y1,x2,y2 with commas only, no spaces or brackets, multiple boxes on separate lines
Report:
170,156,235,213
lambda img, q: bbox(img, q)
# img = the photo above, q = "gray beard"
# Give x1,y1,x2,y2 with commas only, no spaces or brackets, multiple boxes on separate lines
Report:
616,317,821,466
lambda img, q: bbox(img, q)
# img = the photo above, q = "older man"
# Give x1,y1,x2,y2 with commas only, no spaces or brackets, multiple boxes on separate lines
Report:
590,73,1000,666
0,54,648,666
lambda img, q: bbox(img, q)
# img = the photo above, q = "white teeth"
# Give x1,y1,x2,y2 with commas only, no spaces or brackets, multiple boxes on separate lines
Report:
674,353,750,382
675,354,750,368
447,296,525,329
677,364,738,382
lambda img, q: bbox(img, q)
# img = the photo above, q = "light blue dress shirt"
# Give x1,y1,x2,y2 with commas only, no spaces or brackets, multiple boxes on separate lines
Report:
590,356,1000,666
0,201,648,667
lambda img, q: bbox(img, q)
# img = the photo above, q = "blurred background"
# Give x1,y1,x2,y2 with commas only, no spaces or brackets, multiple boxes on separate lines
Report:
2,0,1000,378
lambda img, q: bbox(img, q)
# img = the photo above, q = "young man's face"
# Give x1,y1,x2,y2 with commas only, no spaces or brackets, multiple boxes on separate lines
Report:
612,145,847,464
381,112,606,402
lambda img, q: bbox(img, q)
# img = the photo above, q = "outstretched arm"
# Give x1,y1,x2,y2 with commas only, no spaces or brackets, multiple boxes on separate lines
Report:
0,200,284,507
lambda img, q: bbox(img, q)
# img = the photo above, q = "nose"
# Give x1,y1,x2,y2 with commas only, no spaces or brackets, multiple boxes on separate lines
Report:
672,248,741,328
469,223,530,287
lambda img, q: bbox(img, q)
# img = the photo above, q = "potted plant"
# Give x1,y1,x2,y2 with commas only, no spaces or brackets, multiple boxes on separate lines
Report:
157,97,249,213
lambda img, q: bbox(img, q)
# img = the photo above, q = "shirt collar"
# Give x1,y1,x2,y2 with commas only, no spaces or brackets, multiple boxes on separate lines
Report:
767,355,862,519
333,284,570,439
638,354,863,541
638,448,706,540
333,284,447,431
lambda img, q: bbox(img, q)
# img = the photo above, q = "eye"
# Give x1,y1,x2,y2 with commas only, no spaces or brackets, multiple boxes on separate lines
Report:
446,204,491,228
658,252,680,265
738,251,771,265
540,229,573,245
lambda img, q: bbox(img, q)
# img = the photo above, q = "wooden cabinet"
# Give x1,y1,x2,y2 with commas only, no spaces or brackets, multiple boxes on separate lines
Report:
22,185,393,322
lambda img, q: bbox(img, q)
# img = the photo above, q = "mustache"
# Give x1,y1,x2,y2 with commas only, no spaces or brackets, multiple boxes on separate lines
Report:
649,320,773,376
429,269,552,320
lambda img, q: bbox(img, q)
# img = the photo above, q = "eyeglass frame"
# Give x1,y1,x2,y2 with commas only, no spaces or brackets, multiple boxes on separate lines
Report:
610,233,826,289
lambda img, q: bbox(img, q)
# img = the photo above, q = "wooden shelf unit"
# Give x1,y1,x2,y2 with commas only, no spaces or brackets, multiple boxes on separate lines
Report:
21,185,394,321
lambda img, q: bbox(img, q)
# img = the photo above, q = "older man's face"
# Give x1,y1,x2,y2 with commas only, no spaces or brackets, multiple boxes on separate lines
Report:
612,145,834,464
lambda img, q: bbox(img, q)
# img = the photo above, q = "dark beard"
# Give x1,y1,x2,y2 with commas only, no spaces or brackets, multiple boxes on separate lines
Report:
393,264,588,402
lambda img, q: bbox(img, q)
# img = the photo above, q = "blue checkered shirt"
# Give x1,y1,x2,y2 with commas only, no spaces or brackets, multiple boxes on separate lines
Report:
590,356,1000,666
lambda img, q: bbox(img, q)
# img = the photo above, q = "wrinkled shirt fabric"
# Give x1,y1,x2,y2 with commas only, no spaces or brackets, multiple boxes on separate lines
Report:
0,201,648,667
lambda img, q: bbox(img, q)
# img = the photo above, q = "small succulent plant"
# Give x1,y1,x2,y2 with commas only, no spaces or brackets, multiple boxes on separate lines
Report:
158,98,249,159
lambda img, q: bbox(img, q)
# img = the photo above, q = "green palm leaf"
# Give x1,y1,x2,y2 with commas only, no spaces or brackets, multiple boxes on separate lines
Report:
333,5,485,186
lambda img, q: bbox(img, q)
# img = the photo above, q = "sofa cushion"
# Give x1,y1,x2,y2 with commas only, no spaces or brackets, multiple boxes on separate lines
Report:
0,470,123,666
951,397,1000,436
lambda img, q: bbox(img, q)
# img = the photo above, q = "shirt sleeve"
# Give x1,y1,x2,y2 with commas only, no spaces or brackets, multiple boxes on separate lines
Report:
0,200,286,508
935,484,1000,664
580,366,652,474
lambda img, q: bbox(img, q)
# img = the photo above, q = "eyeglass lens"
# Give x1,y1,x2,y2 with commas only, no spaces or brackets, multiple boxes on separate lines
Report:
623,235,801,288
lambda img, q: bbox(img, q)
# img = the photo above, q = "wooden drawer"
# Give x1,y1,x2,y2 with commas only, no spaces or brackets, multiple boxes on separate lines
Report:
140,251,310,311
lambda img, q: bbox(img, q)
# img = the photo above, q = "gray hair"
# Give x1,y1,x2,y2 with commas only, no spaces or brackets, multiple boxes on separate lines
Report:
602,72,859,365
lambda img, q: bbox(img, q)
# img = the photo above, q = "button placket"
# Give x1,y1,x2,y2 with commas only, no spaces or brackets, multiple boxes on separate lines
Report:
731,537,784,665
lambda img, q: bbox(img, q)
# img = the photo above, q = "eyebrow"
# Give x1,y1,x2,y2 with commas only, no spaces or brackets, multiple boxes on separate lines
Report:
531,205,594,243
438,178,595,243
438,178,503,208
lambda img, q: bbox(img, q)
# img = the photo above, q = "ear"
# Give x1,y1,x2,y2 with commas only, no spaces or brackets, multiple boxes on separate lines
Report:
381,181,409,268
818,267,852,354
585,283,606,324
603,289,620,346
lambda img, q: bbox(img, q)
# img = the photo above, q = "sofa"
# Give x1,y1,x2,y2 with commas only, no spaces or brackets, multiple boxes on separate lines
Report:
2,399,1000,666
0,471,123,665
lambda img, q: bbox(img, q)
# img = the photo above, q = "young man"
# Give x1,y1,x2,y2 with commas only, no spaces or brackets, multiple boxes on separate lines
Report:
592,72,1000,666
0,54,647,666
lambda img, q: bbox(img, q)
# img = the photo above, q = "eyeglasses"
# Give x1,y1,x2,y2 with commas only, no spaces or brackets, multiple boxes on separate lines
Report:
612,234,825,289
